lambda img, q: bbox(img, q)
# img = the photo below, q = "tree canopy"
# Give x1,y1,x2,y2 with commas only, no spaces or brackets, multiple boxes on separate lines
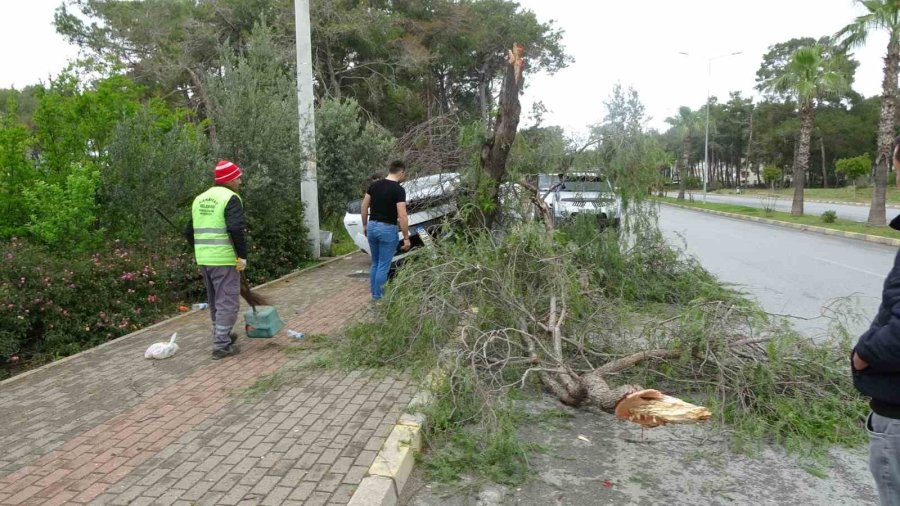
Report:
54,0,571,135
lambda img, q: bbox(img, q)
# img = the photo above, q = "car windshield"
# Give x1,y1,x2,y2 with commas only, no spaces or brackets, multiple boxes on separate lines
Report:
403,173,459,195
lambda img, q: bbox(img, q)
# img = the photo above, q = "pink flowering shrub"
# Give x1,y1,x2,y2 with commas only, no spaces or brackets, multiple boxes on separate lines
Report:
0,236,203,377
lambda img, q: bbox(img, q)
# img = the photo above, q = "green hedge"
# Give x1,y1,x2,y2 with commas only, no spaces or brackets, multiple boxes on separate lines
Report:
0,237,204,377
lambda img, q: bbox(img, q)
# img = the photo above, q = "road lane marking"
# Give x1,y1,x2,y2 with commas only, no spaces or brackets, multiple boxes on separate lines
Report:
812,256,884,278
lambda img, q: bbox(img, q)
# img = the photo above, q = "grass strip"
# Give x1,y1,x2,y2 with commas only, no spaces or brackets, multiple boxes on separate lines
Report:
660,196,900,240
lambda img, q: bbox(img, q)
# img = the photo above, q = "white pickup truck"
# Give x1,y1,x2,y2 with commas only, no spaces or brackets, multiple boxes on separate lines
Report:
538,173,621,229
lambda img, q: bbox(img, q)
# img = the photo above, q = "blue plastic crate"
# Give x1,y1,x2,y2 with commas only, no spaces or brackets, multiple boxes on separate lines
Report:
243,306,284,338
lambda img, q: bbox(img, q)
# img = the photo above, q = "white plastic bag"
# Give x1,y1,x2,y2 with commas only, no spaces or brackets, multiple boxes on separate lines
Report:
144,332,179,360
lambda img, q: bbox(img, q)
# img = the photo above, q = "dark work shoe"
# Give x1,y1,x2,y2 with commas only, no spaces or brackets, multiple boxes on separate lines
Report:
229,332,239,346
212,344,241,360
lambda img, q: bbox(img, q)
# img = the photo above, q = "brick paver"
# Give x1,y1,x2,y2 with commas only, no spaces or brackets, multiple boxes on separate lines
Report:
0,255,416,505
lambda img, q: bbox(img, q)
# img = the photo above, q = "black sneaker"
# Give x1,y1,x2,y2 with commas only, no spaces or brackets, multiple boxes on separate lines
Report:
212,344,241,360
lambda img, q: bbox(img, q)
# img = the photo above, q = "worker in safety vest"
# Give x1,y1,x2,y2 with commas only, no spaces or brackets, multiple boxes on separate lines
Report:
184,160,247,360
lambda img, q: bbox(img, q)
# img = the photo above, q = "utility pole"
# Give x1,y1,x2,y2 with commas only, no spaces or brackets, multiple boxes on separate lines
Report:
294,0,320,258
742,102,753,192
679,50,743,202
703,58,711,201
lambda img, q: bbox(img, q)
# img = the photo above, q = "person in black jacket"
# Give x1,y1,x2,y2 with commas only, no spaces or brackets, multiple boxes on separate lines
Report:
853,137,900,505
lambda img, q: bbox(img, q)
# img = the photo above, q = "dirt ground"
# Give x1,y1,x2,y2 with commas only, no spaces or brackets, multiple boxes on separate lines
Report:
400,396,877,506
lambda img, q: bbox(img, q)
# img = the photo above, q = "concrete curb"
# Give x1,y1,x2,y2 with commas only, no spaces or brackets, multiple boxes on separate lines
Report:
348,380,436,506
802,198,900,208
661,201,900,248
695,191,900,209
0,252,356,388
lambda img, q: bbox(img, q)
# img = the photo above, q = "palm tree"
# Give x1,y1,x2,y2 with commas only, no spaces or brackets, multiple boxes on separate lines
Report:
666,106,703,200
760,45,850,216
836,0,900,226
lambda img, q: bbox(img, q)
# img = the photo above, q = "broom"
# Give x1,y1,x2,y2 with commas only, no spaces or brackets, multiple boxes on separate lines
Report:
239,271,268,311
155,208,269,311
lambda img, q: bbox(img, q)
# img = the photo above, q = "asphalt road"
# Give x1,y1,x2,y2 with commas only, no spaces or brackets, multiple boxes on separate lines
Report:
667,191,900,224
657,203,896,338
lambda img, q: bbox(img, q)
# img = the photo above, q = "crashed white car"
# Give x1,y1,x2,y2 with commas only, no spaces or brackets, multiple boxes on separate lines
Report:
343,172,529,263
343,173,461,263
539,173,620,228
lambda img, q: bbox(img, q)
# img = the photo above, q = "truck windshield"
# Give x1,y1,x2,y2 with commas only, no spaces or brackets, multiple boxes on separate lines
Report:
537,174,559,190
561,176,604,192
538,174,606,192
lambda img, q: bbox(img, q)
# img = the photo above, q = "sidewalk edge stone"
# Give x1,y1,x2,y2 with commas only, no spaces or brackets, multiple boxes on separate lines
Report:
660,201,900,247
0,252,356,388
347,370,443,506
347,476,397,506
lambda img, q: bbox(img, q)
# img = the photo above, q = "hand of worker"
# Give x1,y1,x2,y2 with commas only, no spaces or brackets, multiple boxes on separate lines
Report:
401,238,411,251
362,224,367,237
853,352,869,371
235,258,247,272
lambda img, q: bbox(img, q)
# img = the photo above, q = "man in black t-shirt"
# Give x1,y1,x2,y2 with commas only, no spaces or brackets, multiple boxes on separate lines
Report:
361,161,411,300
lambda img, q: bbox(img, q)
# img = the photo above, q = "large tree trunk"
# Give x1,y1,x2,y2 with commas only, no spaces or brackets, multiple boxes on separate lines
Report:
791,104,814,216
869,40,899,226
186,67,217,146
478,75,490,127
820,134,827,189
677,137,690,200
435,68,451,114
477,59,498,128
325,45,342,100
481,45,525,229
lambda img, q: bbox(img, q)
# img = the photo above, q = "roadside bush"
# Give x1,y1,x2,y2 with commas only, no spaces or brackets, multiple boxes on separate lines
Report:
316,98,394,220
101,105,211,243
683,175,702,189
761,194,778,216
762,165,783,189
0,237,202,376
21,163,103,252
822,210,837,223
835,154,871,188
31,73,142,181
0,107,34,237
207,23,312,281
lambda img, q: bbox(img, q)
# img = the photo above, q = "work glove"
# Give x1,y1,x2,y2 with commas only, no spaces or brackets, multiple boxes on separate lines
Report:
235,258,247,272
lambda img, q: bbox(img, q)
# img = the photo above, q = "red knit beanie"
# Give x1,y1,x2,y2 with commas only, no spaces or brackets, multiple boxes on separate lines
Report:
214,160,242,184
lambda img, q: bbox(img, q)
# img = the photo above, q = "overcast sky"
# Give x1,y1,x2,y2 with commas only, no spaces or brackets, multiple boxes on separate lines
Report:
0,0,890,135
516,0,889,134
0,1,79,89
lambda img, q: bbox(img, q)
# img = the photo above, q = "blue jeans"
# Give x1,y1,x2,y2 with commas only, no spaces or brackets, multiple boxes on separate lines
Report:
868,412,900,505
367,221,399,300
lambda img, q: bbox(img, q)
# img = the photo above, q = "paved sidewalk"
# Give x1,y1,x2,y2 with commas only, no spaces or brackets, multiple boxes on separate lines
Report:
0,255,415,505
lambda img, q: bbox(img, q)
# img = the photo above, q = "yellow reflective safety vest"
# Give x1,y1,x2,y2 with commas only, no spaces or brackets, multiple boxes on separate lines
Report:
191,186,242,266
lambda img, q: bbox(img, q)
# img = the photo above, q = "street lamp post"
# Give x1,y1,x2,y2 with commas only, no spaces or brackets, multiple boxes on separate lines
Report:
679,51,742,201
703,57,711,200
294,0,320,258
